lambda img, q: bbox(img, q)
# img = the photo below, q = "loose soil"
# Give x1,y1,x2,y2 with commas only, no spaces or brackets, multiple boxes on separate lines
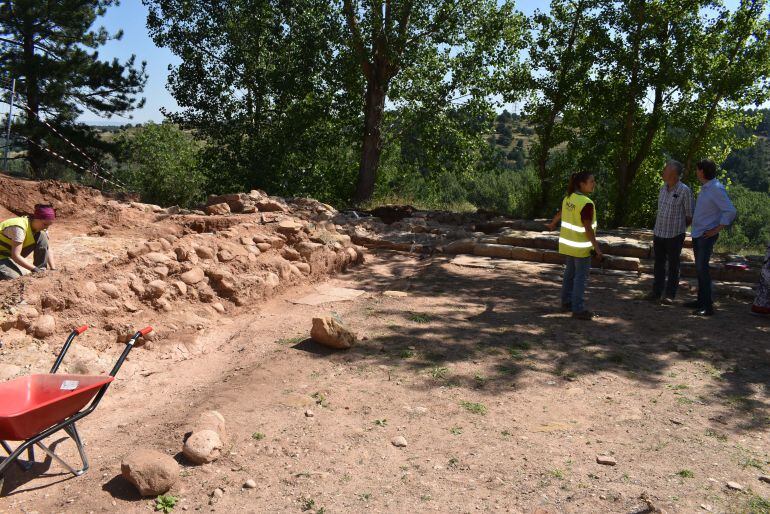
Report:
1,177,769,514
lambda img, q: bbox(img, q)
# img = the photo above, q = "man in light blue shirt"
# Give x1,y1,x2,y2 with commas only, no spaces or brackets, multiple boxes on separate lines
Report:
686,159,737,316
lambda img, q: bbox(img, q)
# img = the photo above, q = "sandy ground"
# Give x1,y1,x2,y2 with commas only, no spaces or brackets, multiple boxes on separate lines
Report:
2,246,769,514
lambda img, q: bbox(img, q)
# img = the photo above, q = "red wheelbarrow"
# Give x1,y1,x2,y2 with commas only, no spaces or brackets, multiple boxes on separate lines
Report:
0,325,152,493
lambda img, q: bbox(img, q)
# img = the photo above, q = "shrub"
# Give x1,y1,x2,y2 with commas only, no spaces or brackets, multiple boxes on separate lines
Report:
115,123,205,207
717,184,770,254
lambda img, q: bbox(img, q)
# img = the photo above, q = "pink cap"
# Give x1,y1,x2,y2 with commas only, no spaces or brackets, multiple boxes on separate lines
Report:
33,204,56,221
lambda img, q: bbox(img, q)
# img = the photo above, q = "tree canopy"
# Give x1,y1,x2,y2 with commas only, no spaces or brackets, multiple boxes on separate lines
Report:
1,0,147,177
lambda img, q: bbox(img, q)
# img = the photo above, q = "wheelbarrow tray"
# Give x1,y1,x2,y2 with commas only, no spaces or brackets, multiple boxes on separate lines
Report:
0,374,114,441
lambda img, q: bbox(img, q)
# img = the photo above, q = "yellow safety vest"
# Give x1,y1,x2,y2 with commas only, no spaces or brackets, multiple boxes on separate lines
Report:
558,193,597,258
0,216,36,259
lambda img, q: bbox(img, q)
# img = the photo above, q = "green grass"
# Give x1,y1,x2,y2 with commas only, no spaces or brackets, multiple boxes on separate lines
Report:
705,429,728,442
677,469,694,478
450,426,463,435
251,432,265,441
155,495,178,513
373,419,388,427
430,366,449,379
726,395,756,411
745,495,770,514
311,392,328,407
550,469,564,479
460,401,487,415
400,349,415,359
743,458,766,471
408,312,431,323
276,336,305,346
702,363,723,380
473,374,486,387
358,492,371,502
508,347,525,360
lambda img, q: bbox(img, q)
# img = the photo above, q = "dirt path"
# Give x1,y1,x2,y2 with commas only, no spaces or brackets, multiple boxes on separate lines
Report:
2,251,770,514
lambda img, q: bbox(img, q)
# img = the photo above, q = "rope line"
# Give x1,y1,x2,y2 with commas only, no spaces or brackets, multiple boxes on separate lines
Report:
0,82,126,189
16,134,125,190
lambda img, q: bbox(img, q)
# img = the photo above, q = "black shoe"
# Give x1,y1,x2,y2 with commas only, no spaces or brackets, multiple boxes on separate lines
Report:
692,307,714,316
660,296,675,306
683,301,702,309
560,303,572,312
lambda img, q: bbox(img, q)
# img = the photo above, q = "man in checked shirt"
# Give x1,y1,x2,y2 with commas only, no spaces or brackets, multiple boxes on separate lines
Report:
645,160,693,305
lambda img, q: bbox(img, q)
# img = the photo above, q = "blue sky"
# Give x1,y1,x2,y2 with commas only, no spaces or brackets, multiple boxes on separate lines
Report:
80,0,754,124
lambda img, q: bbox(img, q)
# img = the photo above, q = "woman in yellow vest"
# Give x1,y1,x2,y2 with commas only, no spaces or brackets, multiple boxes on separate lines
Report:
0,204,57,280
546,171,603,320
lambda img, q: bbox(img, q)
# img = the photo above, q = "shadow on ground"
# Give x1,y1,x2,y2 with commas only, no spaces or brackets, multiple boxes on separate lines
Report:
300,251,770,433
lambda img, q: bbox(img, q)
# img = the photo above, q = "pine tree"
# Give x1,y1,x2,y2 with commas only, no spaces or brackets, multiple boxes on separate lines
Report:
0,0,147,178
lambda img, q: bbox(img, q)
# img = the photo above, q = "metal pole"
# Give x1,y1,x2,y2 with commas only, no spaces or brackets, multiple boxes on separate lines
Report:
2,78,16,172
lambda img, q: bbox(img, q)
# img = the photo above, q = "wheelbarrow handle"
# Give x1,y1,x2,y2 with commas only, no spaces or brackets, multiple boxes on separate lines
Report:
109,327,153,377
50,326,89,374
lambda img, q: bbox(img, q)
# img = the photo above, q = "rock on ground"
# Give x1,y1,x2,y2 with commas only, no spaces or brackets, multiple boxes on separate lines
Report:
182,429,223,464
310,317,357,349
182,410,227,464
391,436,408,447
596,455,617,466
206,203,231,215
30,314,56,338
180,267,205,285
121,449,179,496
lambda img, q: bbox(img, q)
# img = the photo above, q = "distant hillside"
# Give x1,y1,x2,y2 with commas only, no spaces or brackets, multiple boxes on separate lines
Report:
488,110,535,171
492,109,770,194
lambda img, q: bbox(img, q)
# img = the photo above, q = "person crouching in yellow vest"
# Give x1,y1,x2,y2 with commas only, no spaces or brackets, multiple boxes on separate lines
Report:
546,171,603,320
0,204,58,280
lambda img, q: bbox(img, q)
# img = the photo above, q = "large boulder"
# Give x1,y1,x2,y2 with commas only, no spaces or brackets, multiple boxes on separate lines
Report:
98,282,121,299
183,430,223,464
276,219,303,236
295,242,324,261
206,203,231,216
146,280,168,299
180,267,205,285
30,314,56,339
541,250,567,265
509,246,544,262
310,317,357,350
473,243,512,259
256,198,288,212
182,410,227,465
207,193,249,213
192,410,227,440
41,293,66,311
598,255,640,272
442,239,476,255
121,449,179,496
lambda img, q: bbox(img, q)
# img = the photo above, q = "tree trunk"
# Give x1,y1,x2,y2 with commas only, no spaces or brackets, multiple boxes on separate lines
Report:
22,28,45,178
353,79,387,203
535,120,556,212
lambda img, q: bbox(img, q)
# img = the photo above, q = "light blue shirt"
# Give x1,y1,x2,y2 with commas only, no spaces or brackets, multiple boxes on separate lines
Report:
691,179,737,238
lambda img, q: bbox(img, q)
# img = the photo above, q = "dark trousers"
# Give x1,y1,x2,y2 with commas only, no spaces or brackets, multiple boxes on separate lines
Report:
693,234,718,309
0,231,50,280
652,234,686,298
